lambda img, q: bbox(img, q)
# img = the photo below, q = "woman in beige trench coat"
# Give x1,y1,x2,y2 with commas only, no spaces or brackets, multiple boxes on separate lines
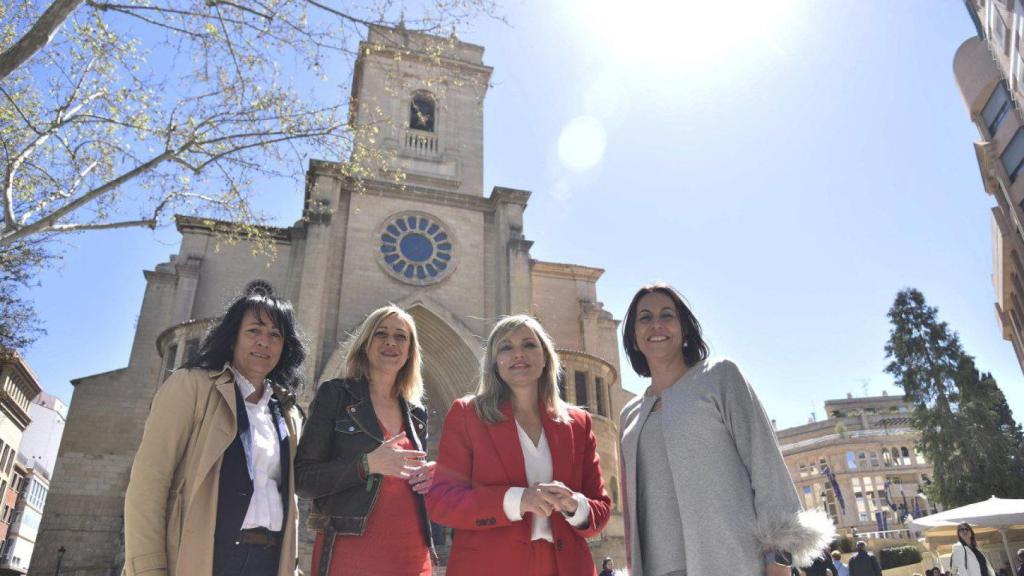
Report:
123,293,306,576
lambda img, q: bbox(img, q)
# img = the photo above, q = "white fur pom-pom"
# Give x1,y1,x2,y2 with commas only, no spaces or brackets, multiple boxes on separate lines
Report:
758,508,837,567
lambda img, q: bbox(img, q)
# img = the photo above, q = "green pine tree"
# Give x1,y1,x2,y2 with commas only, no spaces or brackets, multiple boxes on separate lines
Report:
884,288,1024,507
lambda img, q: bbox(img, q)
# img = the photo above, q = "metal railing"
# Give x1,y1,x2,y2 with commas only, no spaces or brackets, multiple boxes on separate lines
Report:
404,130,439,156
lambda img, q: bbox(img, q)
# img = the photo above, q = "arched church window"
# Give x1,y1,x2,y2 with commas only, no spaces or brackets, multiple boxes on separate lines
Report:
409,92,436,132
246,279,274,297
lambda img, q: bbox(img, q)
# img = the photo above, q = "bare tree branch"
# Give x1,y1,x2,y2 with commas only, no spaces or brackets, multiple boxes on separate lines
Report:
48,218,156,233
2,146,180,245
18,160,98,224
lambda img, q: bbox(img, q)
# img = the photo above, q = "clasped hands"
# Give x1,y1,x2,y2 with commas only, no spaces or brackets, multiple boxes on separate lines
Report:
365,432,436,495
520,481,579,517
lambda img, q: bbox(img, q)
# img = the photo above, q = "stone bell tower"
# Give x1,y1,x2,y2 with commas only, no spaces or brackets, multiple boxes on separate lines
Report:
349,25,492,196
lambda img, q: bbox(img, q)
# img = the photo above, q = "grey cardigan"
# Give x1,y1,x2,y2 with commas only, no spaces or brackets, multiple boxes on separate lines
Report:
619,358,834,576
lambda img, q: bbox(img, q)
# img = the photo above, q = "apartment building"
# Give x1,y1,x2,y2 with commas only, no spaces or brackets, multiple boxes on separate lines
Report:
776,393,938,538
954,0,1024,372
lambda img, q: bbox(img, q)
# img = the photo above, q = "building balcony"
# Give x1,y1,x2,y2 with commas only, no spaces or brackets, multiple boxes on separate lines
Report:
955,36,1003,117
0,554,26,574
403,129,440,157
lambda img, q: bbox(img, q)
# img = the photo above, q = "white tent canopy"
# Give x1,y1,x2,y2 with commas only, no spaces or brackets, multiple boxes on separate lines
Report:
910,496,1024,572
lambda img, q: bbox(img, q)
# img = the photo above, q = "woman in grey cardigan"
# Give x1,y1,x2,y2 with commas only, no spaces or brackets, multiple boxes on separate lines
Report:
618,283,834,576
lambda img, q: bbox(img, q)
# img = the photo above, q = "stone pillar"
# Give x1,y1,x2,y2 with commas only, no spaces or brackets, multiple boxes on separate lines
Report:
295,163,341,404
170,255,202,324
489,187,531,316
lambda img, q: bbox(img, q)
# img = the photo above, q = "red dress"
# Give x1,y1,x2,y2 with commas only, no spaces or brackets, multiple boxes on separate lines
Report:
310,422,432,576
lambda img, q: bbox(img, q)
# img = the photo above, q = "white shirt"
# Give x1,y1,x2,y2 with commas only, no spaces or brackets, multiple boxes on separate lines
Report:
501,421,590,542
230,366,284,532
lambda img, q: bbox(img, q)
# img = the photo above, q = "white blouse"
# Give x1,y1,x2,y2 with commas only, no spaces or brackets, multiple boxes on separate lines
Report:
501,421,590,542
231,367,284,532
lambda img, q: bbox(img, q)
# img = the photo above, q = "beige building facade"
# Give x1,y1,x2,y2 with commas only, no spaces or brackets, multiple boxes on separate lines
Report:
777,393,937,539
32,26,631,575
0,351,40,551
954,0,1024,373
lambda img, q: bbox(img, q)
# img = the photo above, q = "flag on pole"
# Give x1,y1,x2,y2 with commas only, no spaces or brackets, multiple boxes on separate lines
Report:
882,480,892,510
821,464,846,514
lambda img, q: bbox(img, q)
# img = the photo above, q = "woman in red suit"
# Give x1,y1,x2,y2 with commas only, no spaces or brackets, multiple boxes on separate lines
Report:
426,314,611,576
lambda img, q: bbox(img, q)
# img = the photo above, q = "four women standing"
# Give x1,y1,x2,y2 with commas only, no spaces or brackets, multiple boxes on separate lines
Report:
125,284,835,575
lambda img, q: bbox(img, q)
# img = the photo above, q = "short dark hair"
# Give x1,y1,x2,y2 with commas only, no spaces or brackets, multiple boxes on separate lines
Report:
602,558,613,569
187,293,307,391
622,282,709,377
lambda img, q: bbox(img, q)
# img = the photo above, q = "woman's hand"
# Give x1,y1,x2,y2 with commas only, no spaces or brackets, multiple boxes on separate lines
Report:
520,483,568,517
366,433,426,478
407,461,436,494
539,481,578,514
765,560,792,576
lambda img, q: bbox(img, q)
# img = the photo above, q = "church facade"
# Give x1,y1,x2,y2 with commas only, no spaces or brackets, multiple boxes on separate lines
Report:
31,26,631,575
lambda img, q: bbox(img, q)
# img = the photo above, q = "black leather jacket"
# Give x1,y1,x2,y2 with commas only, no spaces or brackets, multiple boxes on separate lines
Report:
294,378,433,570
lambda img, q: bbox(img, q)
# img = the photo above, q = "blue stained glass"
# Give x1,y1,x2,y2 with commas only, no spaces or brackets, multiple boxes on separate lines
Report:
381,245,397,253
407,216,417,229
393,261,405,273
437,242,451,251
432,259,447,270
418,218,428,230
381,234,396,244
400,233,433,262
436,252,451,261
426,264,437,276
387,225,400,237
404,266,415,278
383,253,399,264
416,266,426,279
396,219,408,231
427,223,439,235
434,232,448,242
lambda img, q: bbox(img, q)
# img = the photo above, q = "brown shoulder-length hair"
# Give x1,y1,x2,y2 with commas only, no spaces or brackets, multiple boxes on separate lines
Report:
622,282,709,377
957,522,978,548
344,305,424,407
473,315,569,424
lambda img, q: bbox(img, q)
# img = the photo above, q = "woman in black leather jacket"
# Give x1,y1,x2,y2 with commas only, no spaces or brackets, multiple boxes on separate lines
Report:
295,305,435,576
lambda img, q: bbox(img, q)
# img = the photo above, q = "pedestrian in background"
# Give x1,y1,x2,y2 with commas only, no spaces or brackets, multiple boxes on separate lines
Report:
848,541,882,576
952,523,994,576
831,550,849,576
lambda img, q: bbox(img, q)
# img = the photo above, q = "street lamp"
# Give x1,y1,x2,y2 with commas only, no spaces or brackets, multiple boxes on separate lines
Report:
54,546,65,576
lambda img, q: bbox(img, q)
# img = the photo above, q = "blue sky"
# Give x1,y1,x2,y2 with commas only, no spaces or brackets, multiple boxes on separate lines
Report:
21,0,1020,430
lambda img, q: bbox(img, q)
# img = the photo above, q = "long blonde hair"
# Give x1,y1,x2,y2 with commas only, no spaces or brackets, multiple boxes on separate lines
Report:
473,315,569,424
344,305,424,407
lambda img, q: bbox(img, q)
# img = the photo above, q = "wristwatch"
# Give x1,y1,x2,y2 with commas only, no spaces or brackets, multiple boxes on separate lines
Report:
764,550,793,566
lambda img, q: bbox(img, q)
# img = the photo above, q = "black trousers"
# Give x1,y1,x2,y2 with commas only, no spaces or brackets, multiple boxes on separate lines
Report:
213,542,281,576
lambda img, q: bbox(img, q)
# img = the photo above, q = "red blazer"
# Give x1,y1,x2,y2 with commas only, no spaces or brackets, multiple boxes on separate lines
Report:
426,398,611,576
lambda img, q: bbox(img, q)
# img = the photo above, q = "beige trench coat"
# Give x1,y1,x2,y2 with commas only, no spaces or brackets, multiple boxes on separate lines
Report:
123,366,301,576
